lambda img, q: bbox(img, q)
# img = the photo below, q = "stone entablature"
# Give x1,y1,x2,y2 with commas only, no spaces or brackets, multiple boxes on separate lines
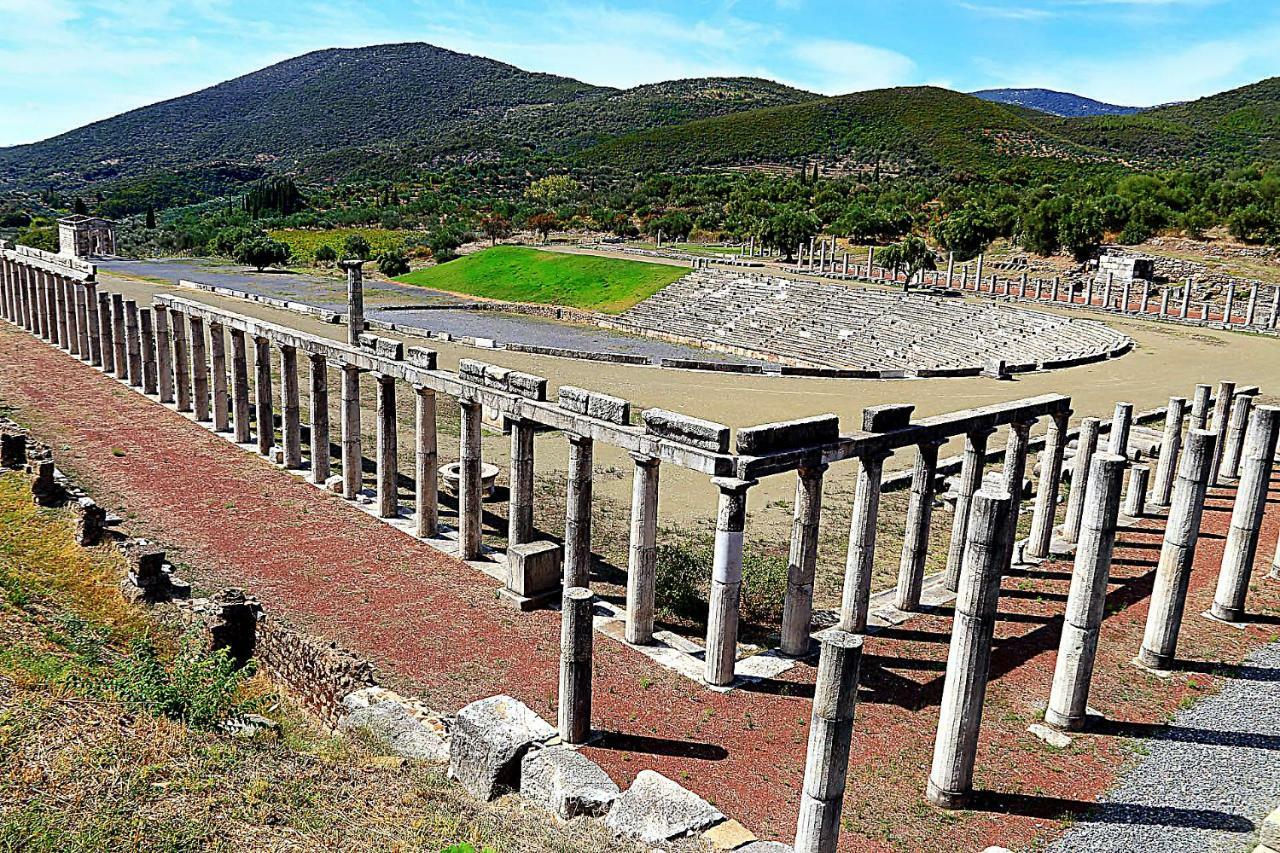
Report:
57,215,116,259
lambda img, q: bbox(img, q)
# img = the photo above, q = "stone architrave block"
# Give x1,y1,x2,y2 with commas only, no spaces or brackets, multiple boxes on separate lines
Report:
482,364,510,390
339,690,449,763
587,392,630,425
374,338,403,361
642,408,730,453
605,770,725,843
736,414,840,455
357,332,380,351
520,747,620,819
505,541,561,597
508,371,548,401
448,695,555,801
861,404,914,433
458,358,488,385
558,385,590,414
405,346,438,370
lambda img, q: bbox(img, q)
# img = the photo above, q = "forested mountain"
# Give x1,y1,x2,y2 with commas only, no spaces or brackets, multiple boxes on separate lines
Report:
972,88,1141,117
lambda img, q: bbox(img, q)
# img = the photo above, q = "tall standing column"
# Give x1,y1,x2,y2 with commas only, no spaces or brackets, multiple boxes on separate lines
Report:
208,322,229,431
1061,418,1100,545
1151,397,1187,508
1224,283,1236,326
1120,278,1132,314
1246,284,1259,326
1000,419,1034,567
374,372,398,518
139,309,157,395
309,354,330,484
123,300,142,387
230,330,251,443
1270,286,1280,329
1045,453,1127,730
340,259,365,346
1137,429,1217,670
1107,401,1133,458
782,462,827,655
1209,380,1236,486
927,488,1014,809
97,292,115,374
280,346,303,468
1211,406,1280,622
564,433,595,588
1189,383,1212,431
414,385,438,538
1219,393,1252,481
794,630,865,853
188,316,209,419
1159,286,1170,318
839,450,889,631
1102,274,1113,309
1180,280,1192,319
341,365,363,499
170,310,190,409
153,305,172,403
558,586,594,745
56,276,71,347
944,427,995,591
75,283,91,358
1027,411,1070,559
625,454,661,645
35,274,50,339
458,398,483,560
896,440,943,611
508,419,536,547
253,336,274,457
705,477,755,687
84,281,101,365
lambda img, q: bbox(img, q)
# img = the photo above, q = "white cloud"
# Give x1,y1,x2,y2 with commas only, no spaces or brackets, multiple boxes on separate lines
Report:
787,39,917,94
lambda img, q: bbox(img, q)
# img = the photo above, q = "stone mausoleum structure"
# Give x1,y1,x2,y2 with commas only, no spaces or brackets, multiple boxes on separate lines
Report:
57,215,116,259
1096,251,1155,284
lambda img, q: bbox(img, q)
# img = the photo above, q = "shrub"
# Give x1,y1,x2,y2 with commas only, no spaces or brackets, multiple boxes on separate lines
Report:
740,552,789,624
343,233,372,260
313,244,338,266
377,248,410,277
654,542,709,623
107,633,255,728
234,236,290,271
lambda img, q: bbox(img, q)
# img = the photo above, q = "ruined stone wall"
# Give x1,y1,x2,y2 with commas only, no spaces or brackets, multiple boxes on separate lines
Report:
252,615,379,729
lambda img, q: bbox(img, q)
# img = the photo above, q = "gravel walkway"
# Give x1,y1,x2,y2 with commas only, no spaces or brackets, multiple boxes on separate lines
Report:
1048,639,1280,853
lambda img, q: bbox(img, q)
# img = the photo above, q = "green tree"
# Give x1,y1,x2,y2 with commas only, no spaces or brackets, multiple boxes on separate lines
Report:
876,236,936,290
527,212,559,244
760,205,819,263
343,234,372,260
428,227,465,263
523,175,582,208
73,197,88,216
313,244,338,266
934,206,996,262
376,249,410,277
652,211,693,242
479,214,512,246
1058,202,1105,262
234,236,290,271
144,206,156,230
243,175,304,218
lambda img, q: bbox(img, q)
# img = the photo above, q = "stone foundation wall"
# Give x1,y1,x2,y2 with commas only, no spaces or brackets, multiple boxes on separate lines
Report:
254,615,378,728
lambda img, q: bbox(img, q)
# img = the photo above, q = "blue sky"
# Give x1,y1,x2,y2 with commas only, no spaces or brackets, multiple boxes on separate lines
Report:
3,0,1280,147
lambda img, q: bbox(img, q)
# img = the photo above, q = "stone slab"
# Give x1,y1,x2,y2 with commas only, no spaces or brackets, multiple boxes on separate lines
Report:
520,746,619,819
605,769,725,843
448,695,555,801
642,407,730,453
736,414,840,456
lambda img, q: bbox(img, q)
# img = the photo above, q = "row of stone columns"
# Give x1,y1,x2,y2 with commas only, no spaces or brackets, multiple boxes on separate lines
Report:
0,257,103,368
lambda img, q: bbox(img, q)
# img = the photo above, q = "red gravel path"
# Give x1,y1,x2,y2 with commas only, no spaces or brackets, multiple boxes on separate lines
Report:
3,322,1278,851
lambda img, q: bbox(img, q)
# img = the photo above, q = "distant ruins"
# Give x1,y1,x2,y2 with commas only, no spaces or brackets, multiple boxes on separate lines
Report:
57,214,116,259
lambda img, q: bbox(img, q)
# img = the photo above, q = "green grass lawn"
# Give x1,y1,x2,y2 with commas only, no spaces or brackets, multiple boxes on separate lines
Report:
394,246,686,313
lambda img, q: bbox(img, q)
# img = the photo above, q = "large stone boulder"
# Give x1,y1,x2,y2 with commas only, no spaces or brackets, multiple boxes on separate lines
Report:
339,688,449,763
520,746,619,819
448,695,554,800
605,769,724,843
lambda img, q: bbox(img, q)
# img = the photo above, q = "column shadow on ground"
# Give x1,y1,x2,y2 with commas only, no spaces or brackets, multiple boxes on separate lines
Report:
971,791,1255,832
590,732,729,761
1084,713,1280,749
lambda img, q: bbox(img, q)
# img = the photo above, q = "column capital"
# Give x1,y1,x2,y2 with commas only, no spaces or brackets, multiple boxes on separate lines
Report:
629,451,660,467
711,475,757,493
797,461,829,478
967,424,998,440
412,382,435,395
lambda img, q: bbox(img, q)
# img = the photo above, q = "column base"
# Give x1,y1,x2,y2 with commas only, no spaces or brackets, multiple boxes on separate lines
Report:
1205,606,1249,627
1133,651,1173,676
1042,707,1083,733
926,779,971,810
497,586,561,613
1048,535,1078,559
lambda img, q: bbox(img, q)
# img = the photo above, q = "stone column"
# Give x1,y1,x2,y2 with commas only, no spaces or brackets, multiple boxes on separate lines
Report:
188,316,209,420
253,336,274,457
1102,274,1113,309
839,450,889,632
1137,429,1217,670
1270,286,1280,329
35,275,50,339
124,300,142,387
1189,383,1212,431
1120,278,1132,314
55,276,71,347
508,419,536,547
1061,417,1100,545
927,488,1014,809
1000,419,1034,567
1123,464,1150,518
170,310,190,409
1246,284,1259,326
1151,396,1187,508
1085,277,1095,307
1139,280,1151,314
1027,411,1069,559
559,586,594,745
84,281,101,365
974,254,984,291
794,630,864,853
75,284,91,358
625,454,661,645
1107,401,1133,458
944,427,995,591
139,309,157,395
946,254,955,287
1224,283,1236,325
1219,393,1252,481
1159,286,1170,318
341,365,363,500
153,305,172,403
1180,279,1192,319
374,373,398,518
1050,277,1059,302
308,354,330,484
341,259,365,346
1209,380,1235,486
1045,453,1127,731
1211,406,1280,622
97,294,115,373
705,477,755,687
276,346,302,468
782,463,827,654
414,385,438,538
458,398,484,560
564,433,595,588
896,440,943,611
208,322,229,431
230,330,251,444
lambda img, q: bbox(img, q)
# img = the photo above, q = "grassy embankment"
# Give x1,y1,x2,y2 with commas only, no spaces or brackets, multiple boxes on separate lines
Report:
0,472,625,853
395,245,687,313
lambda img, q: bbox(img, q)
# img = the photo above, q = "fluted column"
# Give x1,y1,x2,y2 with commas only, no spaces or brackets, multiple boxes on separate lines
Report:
170,309,190,410
414,385,438,537
625,453,661,645
1209,381,1235,486
1027,411,1069,559
782,462,827,654
558,586,594,745
188,316,209,419
280,346,303,468
1219,393,1252,481
944,426,995,590
309,354,330,484
840,449,889,632
374,372,398,518
458,397,483,560
208,322,229,431
139,308,157,395
896,439,944,610
1211,406,1280,623
153,305,172,403
564,433,595,587
123,300,142,387
341,365,363,499
84,281,101,365
254,336,274,456
1151,397,1187,508
230,330,251,443
508,419,536,547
